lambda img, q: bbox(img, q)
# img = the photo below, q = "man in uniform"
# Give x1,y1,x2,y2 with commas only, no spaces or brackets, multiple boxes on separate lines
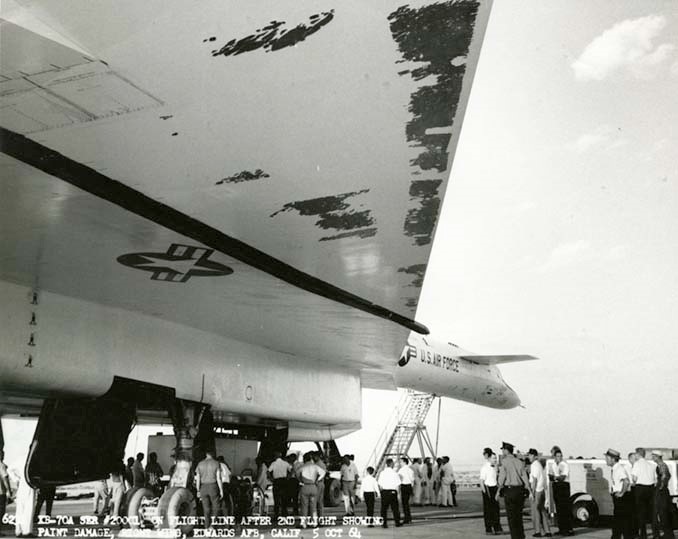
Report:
480,448,502,535
631,447,657,539
132,453,146,488
377,458,402,529
496,441,529,539
606,448,633,539
440,456,456,507
652,450,675,539
267,451,292,520
548,446,574,536
195,449,223,530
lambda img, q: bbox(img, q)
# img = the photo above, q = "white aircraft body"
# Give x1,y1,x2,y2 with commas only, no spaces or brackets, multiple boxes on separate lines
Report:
0,0,533,525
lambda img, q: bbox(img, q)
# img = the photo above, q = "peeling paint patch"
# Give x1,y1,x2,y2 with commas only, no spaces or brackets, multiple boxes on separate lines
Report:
215,169,270,185
405,298,418,308
271,189,375,233
398,264,427,288
403,179,442,246
319,227,378,242
388,1,479,173
160,115,173,120
211,11,334,58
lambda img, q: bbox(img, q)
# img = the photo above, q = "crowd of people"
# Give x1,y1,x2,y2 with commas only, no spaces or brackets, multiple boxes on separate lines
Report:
480,443,675,539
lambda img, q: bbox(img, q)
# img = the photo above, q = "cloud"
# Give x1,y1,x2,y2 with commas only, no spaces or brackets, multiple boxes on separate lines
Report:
572,15,676,81
570,125,628,154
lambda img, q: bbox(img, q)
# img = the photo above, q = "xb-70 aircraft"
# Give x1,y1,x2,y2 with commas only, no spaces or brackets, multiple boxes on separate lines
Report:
0,0,533,528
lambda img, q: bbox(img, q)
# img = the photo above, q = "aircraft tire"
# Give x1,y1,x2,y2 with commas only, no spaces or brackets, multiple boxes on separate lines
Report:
158,486,197,536
126,487,155,528
325,479,342,507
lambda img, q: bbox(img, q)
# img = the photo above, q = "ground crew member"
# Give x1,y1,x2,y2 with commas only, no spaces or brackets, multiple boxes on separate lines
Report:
631,447,657,539
606,448,633,539
361,467,379,525
132,453,145,488
267,451,292,519
398,456,414,524
527,449,552,538
339,455,357,516
652,450,675,539
286,453,301,516
217,456,232,514
107,462,126,518
195,449,223,530
441,456,456,507
626,452,639,538
480,448,502,535
296,452,325,527
124,457,135,490
423,457,434,505
377,458,402,529
312,452,326,518
496,441,529,539
92,479,109,515
145,452,164,497
548,446,574,536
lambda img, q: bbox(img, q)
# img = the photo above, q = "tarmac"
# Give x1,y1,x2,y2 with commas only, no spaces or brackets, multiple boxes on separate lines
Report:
0,490,616,539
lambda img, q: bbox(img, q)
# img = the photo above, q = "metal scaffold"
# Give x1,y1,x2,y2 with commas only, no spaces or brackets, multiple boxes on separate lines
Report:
365,389,440,475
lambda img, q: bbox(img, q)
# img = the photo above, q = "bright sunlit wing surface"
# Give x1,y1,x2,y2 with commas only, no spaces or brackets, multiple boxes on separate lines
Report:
0,1,492,373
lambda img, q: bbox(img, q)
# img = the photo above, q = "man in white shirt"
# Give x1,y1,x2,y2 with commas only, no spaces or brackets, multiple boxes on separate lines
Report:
606,448,633,539
631,447,658,539
548,446,573,536
527,449,552,538
377,459,402,529
480,448,502,535
440,456,456,507
398,457,414,524
339,455,358,516
267,451,292,519
360,467,380,525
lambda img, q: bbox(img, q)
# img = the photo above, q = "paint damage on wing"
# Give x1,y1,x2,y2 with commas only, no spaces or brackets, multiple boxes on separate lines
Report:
403,179,442,246
271,190,376,239
389,1,478,173
398,264,427,288
215,169,270,185
389,1,480,245
210,11,334,58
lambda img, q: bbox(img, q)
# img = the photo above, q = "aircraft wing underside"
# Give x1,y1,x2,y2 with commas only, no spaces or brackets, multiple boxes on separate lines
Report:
0,0,492,373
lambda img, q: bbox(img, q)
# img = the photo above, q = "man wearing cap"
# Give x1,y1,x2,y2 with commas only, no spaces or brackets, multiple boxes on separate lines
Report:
651,450,675,539
496,442,529,539
632,447,657,539
481,448,503,535
605,448,633,539
527,449,552,538
547,446,574,536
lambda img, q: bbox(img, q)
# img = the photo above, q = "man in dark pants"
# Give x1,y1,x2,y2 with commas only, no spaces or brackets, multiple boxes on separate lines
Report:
631,448,657,539
652,451,675,539
398,457,414,524
267,451,292,520
548,446,574,536
496,442,529,539
377,459,402,529
606,448,633,539
480,448,502,535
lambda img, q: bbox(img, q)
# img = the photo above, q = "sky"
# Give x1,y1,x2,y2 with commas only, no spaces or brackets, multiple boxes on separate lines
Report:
3,0,678,474
343,0,678,469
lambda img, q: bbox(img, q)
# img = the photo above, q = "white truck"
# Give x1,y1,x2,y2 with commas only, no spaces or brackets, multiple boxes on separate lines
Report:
565,452,678,527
